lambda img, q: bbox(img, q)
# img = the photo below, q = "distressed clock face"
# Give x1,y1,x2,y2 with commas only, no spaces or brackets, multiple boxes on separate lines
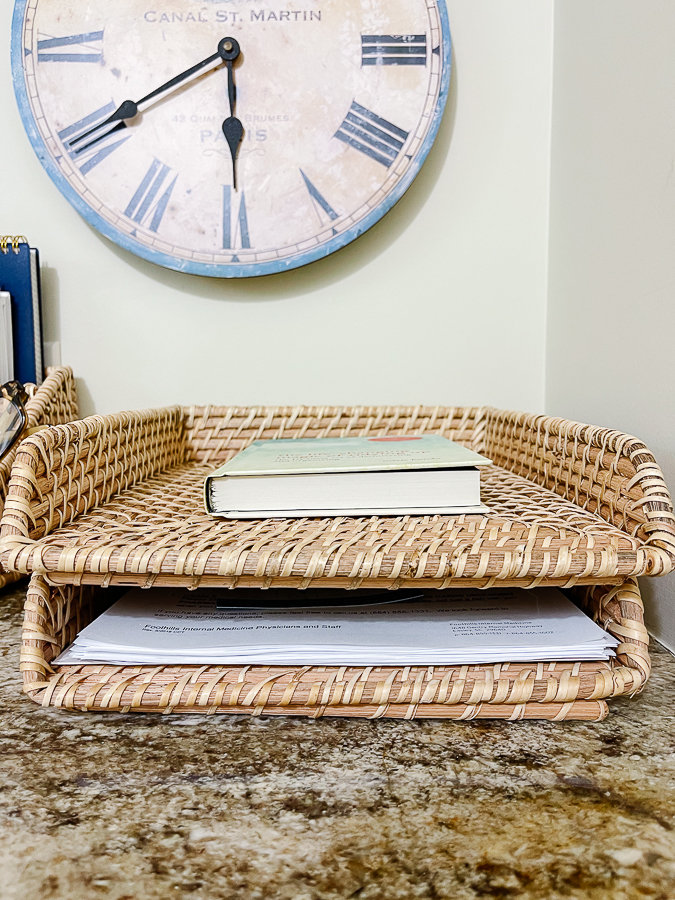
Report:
13,0,450,277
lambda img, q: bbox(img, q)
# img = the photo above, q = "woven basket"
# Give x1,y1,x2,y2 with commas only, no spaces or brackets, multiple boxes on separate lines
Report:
0,366,78,589
20,575,648,721
0,405,673,588
1,404,669,721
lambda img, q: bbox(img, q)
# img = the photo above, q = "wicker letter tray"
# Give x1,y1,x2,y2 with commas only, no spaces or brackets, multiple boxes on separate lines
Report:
0,366,78,589
2,404,673,721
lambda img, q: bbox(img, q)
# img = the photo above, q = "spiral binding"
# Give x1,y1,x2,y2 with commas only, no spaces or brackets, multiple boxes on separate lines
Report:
0,236,28,254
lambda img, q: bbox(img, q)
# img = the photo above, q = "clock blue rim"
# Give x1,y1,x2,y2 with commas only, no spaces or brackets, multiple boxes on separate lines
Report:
12,0,452,279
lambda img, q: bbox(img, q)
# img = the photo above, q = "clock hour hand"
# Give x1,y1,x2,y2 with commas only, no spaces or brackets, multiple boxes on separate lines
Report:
219,38,244,191
67,44,230,153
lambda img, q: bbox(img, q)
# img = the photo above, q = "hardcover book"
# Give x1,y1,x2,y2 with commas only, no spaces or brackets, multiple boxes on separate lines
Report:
205,435,492,518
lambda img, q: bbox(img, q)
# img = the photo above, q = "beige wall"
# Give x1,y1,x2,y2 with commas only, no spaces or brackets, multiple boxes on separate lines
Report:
4,1,675,644
0,1,554,416
546,0,675,649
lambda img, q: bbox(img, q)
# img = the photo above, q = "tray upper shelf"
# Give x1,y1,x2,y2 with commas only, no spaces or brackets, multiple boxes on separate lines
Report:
0,405,673,588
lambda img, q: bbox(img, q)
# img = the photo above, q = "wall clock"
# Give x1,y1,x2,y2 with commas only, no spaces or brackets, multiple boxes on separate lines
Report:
12,0,451,278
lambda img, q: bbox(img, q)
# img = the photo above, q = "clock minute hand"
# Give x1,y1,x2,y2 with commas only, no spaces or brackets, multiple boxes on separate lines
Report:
68,45,227,151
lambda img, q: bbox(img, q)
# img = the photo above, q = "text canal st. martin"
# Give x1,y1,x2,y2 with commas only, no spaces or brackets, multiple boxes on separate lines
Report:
143,9,324,24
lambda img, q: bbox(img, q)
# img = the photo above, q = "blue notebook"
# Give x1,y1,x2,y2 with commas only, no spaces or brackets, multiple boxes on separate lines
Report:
0,238,43,385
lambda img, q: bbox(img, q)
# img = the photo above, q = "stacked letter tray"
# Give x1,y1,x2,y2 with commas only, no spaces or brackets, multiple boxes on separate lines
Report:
0,366,78,589
1,404,672,721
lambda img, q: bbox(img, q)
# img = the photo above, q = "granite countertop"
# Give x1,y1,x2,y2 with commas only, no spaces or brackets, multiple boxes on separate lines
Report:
1,584,674,900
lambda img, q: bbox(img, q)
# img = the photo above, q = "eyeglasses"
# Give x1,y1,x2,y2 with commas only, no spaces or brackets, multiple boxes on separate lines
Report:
0,380,36,462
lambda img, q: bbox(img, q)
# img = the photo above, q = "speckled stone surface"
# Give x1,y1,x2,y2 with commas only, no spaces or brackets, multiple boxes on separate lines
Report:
1,584,675,900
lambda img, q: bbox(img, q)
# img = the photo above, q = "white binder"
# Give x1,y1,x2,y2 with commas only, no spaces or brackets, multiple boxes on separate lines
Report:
0,291,13,384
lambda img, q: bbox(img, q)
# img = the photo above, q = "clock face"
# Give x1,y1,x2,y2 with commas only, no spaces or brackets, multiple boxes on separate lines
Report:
13,0,450,277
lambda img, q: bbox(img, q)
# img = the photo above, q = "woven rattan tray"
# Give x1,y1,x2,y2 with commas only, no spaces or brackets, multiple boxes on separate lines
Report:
0,405,673,588
0,366,78,589
21,575,648,721
1,404,670,721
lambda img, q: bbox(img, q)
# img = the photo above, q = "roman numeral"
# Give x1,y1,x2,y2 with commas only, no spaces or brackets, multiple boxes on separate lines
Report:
300,170,338,223
361,35,427,66
57,103,130,176
334,102,409,168
222,186,251,251
37,31,104,64
124,160,178,233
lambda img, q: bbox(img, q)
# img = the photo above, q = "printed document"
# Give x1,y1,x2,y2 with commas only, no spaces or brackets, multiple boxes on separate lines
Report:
55,587,618,666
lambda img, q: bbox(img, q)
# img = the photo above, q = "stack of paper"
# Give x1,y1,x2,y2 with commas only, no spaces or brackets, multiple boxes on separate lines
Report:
55,587,618,667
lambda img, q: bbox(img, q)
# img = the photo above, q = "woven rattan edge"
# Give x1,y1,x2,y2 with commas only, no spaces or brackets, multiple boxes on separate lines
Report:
0,366,78,503
40,573,630,591
27,367,79,428
182,404,489,466
21,695,611,721
0,367,78,590
483,409,675,572
19,575,646,721
0,405,186,546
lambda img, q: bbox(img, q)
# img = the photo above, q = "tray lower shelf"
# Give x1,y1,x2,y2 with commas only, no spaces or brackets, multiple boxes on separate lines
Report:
20,576,649,721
